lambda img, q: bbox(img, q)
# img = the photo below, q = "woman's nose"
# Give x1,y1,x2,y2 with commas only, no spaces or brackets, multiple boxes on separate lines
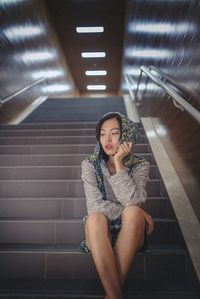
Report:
107,135,112,142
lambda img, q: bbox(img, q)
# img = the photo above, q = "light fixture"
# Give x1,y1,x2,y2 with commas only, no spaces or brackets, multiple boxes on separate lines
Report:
76,26,104,33
81,52,106,58
3,24,44,40
42,84,71,93
87,85,106,90
122,82,160,92
31,69,64,79
125,48,170,59
128,22,194,34
21,51,56,61
123,66,141,76
85,70,107,76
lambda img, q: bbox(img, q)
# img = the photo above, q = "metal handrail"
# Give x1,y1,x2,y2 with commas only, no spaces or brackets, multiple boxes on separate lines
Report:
139,66,200,124
149,65,200,103
0,77,46,107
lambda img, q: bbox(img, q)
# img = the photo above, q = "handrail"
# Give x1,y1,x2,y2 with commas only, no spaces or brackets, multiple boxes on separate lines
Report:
0,77,46,107
149,65,200,104
139,66,200,124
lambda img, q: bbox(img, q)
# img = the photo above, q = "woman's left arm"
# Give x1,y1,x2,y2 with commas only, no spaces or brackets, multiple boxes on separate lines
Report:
108,161,150,206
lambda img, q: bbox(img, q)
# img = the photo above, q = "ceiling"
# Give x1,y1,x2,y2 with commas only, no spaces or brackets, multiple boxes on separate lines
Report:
44,0,126,96
0,0,199,105
44,0,200,106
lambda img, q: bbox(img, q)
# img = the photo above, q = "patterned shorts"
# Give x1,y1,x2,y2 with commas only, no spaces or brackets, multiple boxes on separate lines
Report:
80,215,149,253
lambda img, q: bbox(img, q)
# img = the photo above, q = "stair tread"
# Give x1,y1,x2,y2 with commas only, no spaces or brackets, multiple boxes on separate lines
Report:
0,178,160,182
0,119,197,288
0,196,168,200
0,280,199,299
0,217,175,222
0,164,157,169
0,279,199,296
0,134,146,138
0,243,186,253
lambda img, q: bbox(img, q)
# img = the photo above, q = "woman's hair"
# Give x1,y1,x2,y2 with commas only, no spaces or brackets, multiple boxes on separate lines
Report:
95,112,122,161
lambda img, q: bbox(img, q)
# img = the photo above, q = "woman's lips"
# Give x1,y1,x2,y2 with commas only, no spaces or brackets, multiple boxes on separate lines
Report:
105,145,113,150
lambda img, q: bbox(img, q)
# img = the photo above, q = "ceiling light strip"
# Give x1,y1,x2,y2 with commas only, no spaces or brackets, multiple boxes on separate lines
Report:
81,52,106,58
87,85,106,90
85,70,107,76
76,26,104,33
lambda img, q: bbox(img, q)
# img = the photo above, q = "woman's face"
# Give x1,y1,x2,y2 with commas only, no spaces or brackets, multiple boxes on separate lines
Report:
99,117,121,156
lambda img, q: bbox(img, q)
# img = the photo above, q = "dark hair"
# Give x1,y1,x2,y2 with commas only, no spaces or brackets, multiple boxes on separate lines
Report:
95,112,122,161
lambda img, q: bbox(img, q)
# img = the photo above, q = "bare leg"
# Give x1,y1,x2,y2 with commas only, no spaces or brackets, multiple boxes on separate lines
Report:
85,213,123,299
114,206,146,286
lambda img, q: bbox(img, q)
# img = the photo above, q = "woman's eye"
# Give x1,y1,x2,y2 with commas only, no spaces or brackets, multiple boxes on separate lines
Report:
112,132,119,135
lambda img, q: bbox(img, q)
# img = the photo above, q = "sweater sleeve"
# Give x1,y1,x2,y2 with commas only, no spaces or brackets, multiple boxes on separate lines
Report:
81,159,123,220
108,161,150,207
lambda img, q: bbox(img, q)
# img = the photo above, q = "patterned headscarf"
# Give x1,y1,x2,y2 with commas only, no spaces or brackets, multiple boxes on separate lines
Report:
86,112,146,200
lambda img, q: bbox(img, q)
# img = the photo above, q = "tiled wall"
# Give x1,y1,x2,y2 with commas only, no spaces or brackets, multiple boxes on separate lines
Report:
121,0,200,219
0,0,76,123
121,0,200,105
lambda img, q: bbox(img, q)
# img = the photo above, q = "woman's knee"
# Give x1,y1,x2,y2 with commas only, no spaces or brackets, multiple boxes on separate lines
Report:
85,213,110,251
85,213,108,236
122,205,145,228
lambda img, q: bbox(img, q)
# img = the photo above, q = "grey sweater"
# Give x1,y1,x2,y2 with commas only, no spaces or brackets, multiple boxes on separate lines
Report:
81,159,150,221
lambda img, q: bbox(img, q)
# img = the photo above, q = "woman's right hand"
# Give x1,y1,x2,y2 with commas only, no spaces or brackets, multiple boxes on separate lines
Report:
114,141,132,162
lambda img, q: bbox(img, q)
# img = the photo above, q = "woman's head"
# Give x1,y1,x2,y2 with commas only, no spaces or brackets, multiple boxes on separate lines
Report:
95,112,139,161
96,112,122,160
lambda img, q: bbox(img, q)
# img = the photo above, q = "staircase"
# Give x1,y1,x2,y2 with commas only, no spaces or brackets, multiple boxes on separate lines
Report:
0,121,199,298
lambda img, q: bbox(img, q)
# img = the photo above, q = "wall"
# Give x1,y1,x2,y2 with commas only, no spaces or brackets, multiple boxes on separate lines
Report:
0,0,77,124
121,0,200,219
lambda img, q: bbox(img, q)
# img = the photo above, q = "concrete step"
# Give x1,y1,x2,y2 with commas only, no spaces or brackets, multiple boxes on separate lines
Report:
0,127,144,137
0,143,151,155
0,128,96,137
0,135,147,145
0,197,174,219
0,218,182,246
0,244,186,280
0,122,144,130
0,153,156,166
0,154,88,166
0,165,160,180
0,278,199,299
0,122,98,130
0,179,167,198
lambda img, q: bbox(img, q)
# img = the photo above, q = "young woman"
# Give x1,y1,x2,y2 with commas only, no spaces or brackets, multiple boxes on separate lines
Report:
80,112,154,299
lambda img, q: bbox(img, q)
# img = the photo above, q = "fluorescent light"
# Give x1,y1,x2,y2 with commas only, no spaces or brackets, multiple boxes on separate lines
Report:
129,22,195,34
123,66,141,76
85,70,107,76
81,52,106,58
125,48,170,59
21,51,56,61
122,82,160,92
31,69,64,79
138,82,160,91
42,84,71,93
87,85,106,90
3,24,44,40
76,26,104,33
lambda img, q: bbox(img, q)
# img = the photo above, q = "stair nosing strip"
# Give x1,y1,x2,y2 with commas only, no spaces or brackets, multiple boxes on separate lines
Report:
0,218,175,223
0,178,161,182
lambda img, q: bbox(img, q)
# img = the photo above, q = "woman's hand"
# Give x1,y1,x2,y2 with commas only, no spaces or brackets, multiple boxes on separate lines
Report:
114,141,132,163
141,209,154,235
